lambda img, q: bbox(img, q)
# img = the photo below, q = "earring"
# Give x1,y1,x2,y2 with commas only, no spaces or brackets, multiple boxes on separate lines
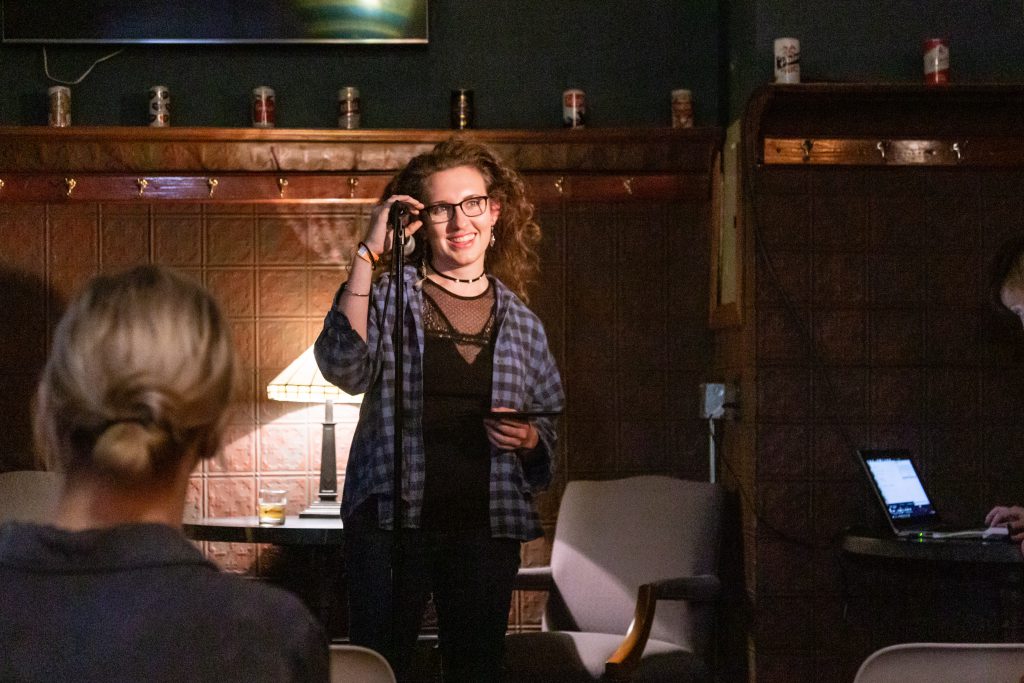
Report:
489,228,496,248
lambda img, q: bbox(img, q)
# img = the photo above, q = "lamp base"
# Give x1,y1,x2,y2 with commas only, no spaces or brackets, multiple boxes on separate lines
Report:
299,499,341,519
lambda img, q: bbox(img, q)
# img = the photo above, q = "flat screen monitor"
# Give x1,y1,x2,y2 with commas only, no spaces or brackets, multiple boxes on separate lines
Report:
2,0,429,44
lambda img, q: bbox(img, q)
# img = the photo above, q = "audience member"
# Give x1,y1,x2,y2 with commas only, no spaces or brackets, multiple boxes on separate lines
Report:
0,266,329,682
984,237,1024,544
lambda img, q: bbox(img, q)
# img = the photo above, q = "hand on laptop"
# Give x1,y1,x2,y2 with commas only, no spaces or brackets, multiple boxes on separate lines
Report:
984,505,1024,541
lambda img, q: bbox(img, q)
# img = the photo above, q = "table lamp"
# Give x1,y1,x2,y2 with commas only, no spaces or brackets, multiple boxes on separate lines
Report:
266,344,362,518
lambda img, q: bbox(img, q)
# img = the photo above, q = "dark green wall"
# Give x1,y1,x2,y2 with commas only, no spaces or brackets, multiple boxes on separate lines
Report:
7,2,1024,131
0,2,721,129
726,1,1024,121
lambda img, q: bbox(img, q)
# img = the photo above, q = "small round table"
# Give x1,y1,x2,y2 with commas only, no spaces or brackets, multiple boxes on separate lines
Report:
183,515,344,546
184,516,346,636
842,533,1022,564
843,532,1024,641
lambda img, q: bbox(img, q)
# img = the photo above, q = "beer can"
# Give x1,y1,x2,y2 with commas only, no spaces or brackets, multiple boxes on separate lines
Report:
563,89,586,129
923,38,949,85
450,89,474,130
48,86,71,128
671,89,694,128
773,37,800,84
252,86,276,128
338,86,360,129
148,85,170,127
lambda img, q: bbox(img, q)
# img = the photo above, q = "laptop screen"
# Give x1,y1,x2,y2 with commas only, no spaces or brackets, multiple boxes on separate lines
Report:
859,450,939,532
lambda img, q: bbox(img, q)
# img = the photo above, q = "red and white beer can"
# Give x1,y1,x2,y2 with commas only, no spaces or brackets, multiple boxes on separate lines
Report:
923,38,949,85
563,89,586,129
252,86,276,128
671,89,693,128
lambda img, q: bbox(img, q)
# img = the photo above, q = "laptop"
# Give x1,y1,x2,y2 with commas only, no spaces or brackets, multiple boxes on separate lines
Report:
857,449,1008,540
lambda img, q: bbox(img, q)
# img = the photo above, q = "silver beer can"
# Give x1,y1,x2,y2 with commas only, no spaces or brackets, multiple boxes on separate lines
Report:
338,86,360,129
48,86,71,127
149,85,170,127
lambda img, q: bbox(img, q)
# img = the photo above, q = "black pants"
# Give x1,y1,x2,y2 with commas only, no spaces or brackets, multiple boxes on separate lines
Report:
345,501,521,682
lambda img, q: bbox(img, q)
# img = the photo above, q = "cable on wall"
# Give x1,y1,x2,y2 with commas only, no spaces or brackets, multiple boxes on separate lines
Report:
43,47,126,85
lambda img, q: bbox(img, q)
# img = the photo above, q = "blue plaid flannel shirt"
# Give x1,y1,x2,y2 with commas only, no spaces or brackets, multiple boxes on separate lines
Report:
314,266,564,541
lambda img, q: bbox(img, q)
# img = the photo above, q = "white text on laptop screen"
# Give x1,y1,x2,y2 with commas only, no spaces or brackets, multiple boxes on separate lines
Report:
866,458,934,520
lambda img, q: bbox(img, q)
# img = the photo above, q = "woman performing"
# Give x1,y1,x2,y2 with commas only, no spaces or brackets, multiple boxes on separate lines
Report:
315,137,564,681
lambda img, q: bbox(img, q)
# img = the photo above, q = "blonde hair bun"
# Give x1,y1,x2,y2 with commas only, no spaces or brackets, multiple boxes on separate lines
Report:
34,266,234,481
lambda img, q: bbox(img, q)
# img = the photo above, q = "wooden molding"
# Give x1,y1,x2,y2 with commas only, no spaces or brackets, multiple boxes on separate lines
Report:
0,126,722,204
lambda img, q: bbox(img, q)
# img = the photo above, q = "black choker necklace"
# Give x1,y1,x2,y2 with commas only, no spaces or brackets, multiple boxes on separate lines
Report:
428,261,486,284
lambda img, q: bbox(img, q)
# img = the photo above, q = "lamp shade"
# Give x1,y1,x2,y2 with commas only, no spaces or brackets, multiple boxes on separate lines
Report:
266,344,362,405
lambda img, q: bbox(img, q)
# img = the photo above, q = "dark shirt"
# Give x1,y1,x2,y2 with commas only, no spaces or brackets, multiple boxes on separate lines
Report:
0,521,329,683
420,280,496,531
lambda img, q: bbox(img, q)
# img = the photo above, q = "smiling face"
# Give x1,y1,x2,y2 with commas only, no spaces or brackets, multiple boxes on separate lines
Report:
1001,284,1024,330
421,165,501,276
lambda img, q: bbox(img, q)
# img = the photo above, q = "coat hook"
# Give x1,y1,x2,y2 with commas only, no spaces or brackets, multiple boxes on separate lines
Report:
554,176,565,195
136,178,149,197
277,177,289,198
952,142,963,163
876,141,887,161
207,178,219,198
801,139,814,162
64,177,77,197
348,176,359,199
622,177,634,195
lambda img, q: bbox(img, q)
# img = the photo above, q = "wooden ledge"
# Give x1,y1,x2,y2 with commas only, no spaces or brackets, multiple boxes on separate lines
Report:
0,126,722,174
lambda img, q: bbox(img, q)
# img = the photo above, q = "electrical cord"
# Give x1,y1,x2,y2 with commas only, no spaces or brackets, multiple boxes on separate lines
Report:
711,416,844,551
43,47,126,85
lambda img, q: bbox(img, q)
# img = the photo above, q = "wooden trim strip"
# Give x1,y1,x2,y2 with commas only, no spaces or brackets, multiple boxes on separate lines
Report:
0,172,701,204
763,137,1024,166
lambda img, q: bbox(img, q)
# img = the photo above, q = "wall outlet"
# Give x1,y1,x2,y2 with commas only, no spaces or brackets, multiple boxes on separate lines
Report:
700,382,739,419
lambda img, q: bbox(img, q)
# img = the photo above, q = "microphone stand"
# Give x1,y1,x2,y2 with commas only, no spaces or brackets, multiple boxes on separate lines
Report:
388,202,408,654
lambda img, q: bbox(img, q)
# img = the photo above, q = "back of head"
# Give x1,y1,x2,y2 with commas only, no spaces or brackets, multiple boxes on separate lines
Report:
34,266,234,482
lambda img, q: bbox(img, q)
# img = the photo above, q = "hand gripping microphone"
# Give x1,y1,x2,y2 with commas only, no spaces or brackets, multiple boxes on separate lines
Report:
388,201,410,226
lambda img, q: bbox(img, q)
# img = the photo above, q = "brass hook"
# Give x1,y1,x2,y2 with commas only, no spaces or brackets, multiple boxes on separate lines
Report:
207,178,219,198
136,178,149,197
348,176,359,199
64,177,77,197
952,142,963,163
0,179,5,192
800,139,814,162
277,177,289,198
622,177,634,195
554,176,565,195
876,141,887,161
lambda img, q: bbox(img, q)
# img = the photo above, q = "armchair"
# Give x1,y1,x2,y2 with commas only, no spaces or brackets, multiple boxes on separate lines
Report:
854,643,1024,683
504,476,723,682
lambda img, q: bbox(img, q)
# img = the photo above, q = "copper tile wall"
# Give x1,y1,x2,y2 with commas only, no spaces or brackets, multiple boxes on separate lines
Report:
0,194,713,633
738,166,1024,680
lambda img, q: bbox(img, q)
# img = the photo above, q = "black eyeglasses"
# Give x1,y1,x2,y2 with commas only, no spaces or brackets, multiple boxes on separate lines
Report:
422,195,489,223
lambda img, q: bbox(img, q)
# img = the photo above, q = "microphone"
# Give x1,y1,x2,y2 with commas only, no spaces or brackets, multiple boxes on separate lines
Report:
388,201,411,226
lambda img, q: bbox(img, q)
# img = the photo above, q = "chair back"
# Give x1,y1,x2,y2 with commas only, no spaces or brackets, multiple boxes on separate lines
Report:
547,476,722,654
0,470,63,524
329,644,396,683
854,642,1024,683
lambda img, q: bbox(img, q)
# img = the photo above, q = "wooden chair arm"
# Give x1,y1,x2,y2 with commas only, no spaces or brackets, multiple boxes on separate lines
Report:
513,565,555,592
604,575,721,681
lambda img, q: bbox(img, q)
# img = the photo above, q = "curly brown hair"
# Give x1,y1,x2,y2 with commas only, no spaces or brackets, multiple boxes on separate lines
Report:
382,136,542,302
